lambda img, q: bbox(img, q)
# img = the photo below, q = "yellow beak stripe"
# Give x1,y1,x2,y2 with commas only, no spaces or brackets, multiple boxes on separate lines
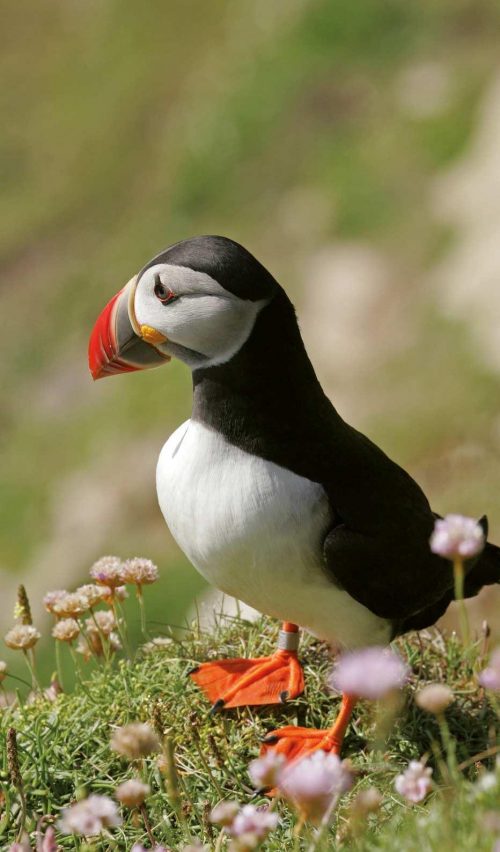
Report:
140,325,168,345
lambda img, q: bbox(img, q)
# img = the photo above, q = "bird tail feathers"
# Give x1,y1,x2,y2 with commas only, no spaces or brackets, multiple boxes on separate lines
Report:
465,540,500,595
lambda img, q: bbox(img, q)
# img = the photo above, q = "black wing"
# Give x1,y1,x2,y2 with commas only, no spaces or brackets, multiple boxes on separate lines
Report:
323,515,490,626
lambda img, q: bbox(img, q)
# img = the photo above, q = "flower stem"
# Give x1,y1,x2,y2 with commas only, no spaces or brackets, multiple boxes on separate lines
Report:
214,829,226,852
89,608,111,666
453,558,471,647
137,586,150,641
293,817,305,851
192,736,225,802
114,599,132,659
162,734,191,831
55,637,65,692
140,803,156,847
3,672,31,689
68,644,96,702
15,791,27,844
307,794,339,852
78,619,103,667
430,737,451,786
23,650,41,693
437,712,458,781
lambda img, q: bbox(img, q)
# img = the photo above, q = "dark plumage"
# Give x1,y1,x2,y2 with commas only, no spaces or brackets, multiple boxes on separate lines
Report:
140,235,279,302
184,237,500,637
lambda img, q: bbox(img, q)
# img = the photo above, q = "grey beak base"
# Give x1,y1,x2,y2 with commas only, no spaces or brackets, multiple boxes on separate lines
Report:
114,288,169,369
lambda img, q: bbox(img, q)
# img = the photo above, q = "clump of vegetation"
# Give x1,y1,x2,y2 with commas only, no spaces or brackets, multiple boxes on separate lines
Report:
0,539,499,850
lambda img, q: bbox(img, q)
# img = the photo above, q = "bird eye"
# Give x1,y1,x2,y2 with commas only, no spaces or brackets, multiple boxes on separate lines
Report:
154,275,177,304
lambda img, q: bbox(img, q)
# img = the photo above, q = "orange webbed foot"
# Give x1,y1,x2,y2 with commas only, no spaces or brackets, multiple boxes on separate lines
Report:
259,693,357,765
189,649,304,710
260,726,342,763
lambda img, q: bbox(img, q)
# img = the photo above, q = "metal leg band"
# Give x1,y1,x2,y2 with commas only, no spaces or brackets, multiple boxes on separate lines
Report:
277,629,300,652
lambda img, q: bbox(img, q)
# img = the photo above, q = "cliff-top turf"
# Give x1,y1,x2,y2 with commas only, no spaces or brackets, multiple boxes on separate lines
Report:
1,552,500,851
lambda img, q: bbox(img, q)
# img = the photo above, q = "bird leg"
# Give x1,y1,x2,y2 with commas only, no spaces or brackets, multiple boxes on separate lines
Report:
189,622,304,711
260,693,357,763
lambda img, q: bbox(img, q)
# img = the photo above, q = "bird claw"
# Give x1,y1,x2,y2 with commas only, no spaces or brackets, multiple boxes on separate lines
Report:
209,698,225,715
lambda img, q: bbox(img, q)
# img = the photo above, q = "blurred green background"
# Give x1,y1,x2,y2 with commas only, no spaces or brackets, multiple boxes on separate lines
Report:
2,0,500,680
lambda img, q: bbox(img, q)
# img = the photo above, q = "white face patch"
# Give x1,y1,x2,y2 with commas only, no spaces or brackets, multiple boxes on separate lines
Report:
133,264,268,368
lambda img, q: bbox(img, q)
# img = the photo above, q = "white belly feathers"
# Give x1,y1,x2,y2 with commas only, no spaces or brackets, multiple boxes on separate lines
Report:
156,419,390,649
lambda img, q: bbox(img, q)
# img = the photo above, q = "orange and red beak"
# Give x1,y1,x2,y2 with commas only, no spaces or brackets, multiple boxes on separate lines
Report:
88,277,170,380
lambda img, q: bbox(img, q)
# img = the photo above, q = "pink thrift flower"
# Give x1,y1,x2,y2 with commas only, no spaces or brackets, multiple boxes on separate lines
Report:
430,515,485,560
39,827,57,852
209,801,240,827
58,794,121,836
43,590,68,614
181,846,209,852
278,750,354,825
229,804,278,840
330,646,409,699
90,555,124,588
5,624,41,651
478,647,500,692
131,846,170,852
248,752,285,789
394,760,433,803
8,836,31,852
121,558,159,586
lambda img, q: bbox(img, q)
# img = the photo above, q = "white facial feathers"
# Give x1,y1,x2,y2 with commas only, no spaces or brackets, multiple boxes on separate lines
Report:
134,263,268,367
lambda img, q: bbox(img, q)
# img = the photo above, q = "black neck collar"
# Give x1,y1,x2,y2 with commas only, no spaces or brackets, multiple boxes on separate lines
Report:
191,290,343,470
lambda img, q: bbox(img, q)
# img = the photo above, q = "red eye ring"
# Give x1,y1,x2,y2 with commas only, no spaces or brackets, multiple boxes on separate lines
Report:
154,275,177,304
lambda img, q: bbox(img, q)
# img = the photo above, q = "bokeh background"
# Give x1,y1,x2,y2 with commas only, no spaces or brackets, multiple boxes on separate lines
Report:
3,0,500,680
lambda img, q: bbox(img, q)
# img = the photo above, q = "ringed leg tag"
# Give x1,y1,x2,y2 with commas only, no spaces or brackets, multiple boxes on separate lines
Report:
278,629,300,652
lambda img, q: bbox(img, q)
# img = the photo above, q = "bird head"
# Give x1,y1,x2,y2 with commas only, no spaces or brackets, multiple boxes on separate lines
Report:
88,235,279,379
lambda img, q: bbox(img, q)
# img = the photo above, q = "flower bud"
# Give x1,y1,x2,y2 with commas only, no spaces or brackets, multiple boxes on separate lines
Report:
115,778,150,808
110,722,160,760
209,801,240,827
416,684,453,715
248,752,285,789
351,786,383,817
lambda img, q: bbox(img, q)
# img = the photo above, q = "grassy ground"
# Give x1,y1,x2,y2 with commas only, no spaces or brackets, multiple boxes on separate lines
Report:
1,610,499,850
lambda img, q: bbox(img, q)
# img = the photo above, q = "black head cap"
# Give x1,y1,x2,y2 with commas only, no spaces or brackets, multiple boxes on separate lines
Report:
139,235,280,302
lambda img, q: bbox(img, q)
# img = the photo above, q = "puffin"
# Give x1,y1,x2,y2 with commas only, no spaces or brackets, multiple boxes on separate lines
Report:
88,235,500,762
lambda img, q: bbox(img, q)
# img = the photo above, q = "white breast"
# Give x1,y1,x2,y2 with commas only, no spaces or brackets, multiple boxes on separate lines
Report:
156,419,390,649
